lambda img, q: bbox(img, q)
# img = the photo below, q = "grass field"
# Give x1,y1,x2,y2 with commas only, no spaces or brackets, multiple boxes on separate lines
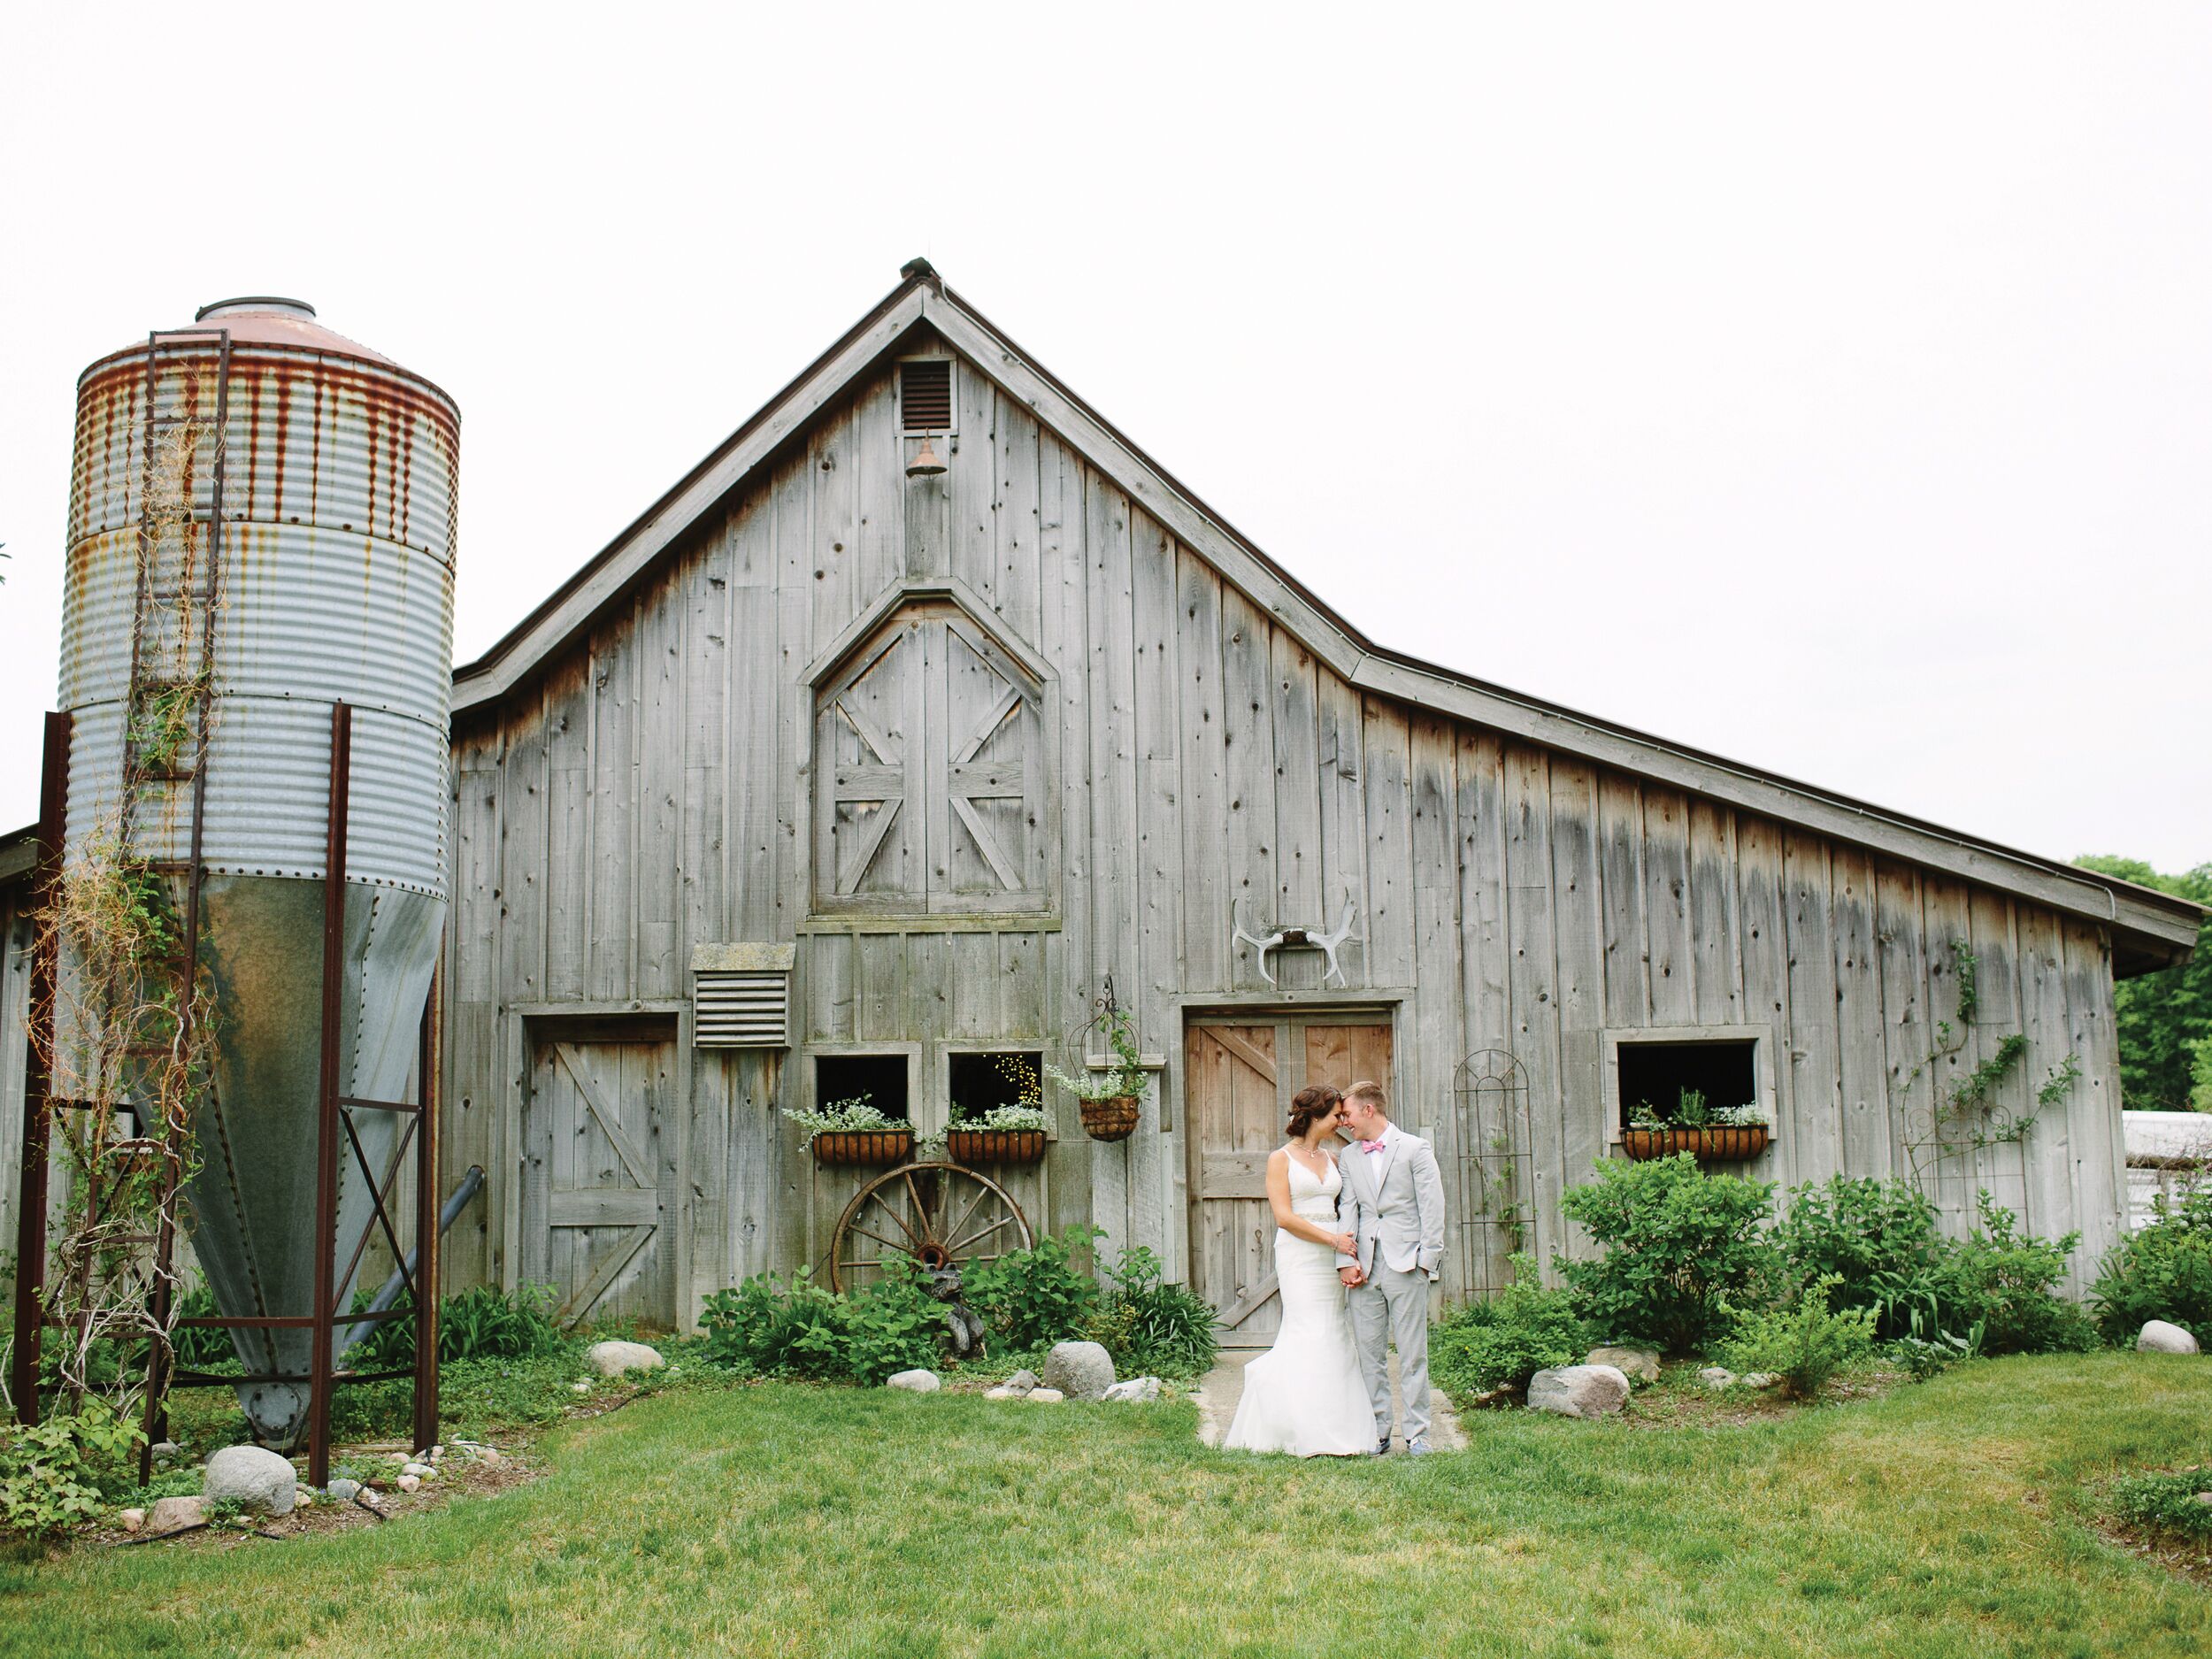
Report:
4,1354,2208,1658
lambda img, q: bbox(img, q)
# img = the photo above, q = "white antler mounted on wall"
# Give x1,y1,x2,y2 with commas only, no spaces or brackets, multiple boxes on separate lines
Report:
1233,894,1361,987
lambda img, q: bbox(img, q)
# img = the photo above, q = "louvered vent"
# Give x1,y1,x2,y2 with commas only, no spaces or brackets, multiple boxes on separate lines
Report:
901,359,953,431
691,944,795,1048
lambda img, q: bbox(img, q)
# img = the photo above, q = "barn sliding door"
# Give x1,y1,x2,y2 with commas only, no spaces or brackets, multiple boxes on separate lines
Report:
522,1021,681,1327
1185,1015,1394,1346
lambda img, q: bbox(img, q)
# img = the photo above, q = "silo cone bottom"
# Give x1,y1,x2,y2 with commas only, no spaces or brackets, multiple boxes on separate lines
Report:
181,874,445,1446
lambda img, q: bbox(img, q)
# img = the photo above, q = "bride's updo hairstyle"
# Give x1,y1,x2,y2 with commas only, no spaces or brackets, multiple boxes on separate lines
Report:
1286,1083,1342,1140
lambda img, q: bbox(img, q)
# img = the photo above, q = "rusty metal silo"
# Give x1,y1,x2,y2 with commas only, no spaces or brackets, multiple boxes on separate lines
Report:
60,298,457,1441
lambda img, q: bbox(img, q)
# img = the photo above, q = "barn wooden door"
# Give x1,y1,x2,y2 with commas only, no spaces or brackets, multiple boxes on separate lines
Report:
523,1021,681,1327
1185,1014,1394,1346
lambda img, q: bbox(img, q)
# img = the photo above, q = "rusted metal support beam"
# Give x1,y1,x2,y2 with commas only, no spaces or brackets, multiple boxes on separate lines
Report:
412,966,442,1454
308,703,352,1486
11,711,71,1425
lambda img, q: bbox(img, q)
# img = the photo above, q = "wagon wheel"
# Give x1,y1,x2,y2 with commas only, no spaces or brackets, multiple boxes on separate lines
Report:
828,1161,1033,1294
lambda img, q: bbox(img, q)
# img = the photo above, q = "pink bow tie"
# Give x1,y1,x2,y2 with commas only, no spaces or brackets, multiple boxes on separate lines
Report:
1360,1139,1386,1154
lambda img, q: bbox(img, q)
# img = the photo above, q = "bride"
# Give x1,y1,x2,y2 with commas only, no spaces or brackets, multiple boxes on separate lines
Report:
1222,1084,1377,1457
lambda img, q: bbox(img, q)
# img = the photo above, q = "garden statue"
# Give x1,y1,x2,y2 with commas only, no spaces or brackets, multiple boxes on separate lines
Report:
928,1265,988,1361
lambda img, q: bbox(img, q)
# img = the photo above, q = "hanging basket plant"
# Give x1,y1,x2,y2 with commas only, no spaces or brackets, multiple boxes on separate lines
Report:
784,1097,915,1166
1623,1091,1770,1163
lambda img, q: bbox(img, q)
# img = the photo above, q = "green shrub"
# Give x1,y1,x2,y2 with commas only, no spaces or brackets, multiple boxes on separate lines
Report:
348,1282,572,1371
1432,1255,1588,1399
1088,1247,1217,1379
0,1399,142,1540
963,1225,1102,1350
1771,1176,1950,1340
1557,1155,1777,1354
838,1256,954,1384
699,1257,948,1385
1934,1193,2098,1356
2090,1186,2212,1345
2108,1465,2212,1543
1720,1275,1878,1399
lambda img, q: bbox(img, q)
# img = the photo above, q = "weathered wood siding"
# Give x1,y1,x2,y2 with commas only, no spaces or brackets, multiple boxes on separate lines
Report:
430,339,2129,1318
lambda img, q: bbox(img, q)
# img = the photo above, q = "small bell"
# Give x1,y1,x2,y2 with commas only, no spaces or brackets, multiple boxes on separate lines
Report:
905,435,948,478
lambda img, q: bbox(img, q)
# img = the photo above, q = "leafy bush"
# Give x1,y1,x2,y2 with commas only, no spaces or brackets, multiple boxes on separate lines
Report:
1720,1275,1878,1399
1771,1176,1950,1340
0,1399,142,1539
1087,1247,1217,1379
1557,1155,1777,1354
964,1225,1102,1350
2090,1186,2212,1345
1432,1255,1588,1398
348,1283,571,1370
1934,1193,2098,1356
1886,1302,1985,1380
2108,1465,2212,1543
699,1257,948,1385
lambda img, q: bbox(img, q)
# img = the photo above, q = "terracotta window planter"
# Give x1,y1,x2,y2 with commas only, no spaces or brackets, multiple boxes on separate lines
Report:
946,1127,1049,1166
1079,1095,1142,1142
1622,1125,1770,1163
809,1128,916,1166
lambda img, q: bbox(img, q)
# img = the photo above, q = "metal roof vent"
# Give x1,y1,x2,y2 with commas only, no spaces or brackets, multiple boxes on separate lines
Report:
692,943,796,1048
900,359,952,432
196,296,318,321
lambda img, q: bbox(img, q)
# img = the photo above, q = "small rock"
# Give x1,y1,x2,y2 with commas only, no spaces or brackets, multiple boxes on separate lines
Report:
119,1508,146,1532
294,1489,313,1509
571,1381,592,1394
150,1440,180,1463
471,1446,503,1465
586,1339,667,1378
1025,1387,1066,1403
1463,1384,1517,1409
1041,1340,1116,1402
397,1474,421,1494
428,1445,444,1463
1002,1369,1041,1395
388,1451,411,1463
1102,1376,1161,1403
2196,1492,2212,1507
328,1479,362,1503
402,1461,433,1478
2138,1319,2200,1355
1526,1364,1631,1419
983,1386,1017,1400
1741,1372,1785,1390
1586,1346,1662,1386
145,1494,209,1535
886,1369,941,1393
1698,1366,1738,1388
204,1443,298,1517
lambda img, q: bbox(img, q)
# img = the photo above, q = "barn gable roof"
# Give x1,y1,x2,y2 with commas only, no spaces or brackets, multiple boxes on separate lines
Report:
451,262,2200,972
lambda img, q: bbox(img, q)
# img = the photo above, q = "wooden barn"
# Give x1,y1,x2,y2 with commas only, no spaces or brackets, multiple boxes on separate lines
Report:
4,262,2200,1343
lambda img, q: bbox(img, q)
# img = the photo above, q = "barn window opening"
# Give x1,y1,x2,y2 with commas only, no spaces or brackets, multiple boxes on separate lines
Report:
1617,1039,1756,1130
815,1053,910,1122
900,359,953,431
949,1050,1044,1123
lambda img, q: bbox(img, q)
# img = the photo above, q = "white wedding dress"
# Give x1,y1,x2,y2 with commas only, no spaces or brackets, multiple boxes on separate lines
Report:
1221,1150,1376,1457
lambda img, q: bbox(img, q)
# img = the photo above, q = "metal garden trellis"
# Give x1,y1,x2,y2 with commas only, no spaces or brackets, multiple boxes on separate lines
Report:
1447,1048,1536,1300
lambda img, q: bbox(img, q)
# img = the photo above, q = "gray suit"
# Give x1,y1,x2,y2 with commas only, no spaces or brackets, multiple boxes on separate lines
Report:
1335,1125,1447,1446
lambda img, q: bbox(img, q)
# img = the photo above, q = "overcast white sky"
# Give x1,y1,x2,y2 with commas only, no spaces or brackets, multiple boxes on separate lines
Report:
2,5,2205,871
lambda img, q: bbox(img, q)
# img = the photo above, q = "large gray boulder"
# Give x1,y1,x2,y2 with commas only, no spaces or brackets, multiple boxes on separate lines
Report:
587,1340,667,1377
885,1368,941,1393
1041,1340,1115,1401
1586,1346,1661,1386
204,1444,297,1516
1526,1364,1631,1419
2138,1320,2200,1354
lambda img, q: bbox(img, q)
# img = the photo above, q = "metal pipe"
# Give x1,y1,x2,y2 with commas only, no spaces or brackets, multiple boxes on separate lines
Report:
307,703,351,1486
341,1163,482,1359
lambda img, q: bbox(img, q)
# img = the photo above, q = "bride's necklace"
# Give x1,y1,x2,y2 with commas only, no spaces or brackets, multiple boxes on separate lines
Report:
1286,1141,1332,1179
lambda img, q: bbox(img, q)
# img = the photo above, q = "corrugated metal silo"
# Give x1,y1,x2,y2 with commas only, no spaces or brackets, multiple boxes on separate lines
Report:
61,298,457,1441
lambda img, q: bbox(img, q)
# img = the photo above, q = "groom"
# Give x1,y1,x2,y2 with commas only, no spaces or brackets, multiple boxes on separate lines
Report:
1335,1079,1447,1455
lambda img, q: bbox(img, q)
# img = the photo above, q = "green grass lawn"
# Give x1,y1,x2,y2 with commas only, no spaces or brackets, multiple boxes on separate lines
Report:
5,1354,2209,1659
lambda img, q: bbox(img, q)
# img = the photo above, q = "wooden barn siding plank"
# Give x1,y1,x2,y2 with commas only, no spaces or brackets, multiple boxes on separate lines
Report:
1874,859,1933,1196
951,364,999,608
1831,846,1890,1178
1734,816,1795,1181
1687,799,1741,1025
1918,875,1977,1232
586,615,636,1002
1362,701,1416,993
635,569,685,997
541,661,592,1002
454,764,500,1006
1642,787,1694,1025
2062,920,2125,1280
1271,631,1325,989
1084,472,1140,1256
1409,718,1461,1141
1317,665,1371,993
0,900,27,1282
1548,757,1607,1257
809,401,863,669
853,371,903,613
1969,888,2033,1226
1131,511,1184,1269
2016,904,2079,1262
502,690,549,1010
772,450,815,944
1176,547,1230,995
995,396,1043,644
1597,773,1647,1028
1783,829,1842,1190
1222,588,1281,995
1456,728,1510,1053
684,519,733,954
1502,743,1566,1271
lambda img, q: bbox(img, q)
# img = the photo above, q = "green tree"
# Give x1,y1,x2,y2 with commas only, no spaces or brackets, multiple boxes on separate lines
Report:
2075,856,2212,1111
